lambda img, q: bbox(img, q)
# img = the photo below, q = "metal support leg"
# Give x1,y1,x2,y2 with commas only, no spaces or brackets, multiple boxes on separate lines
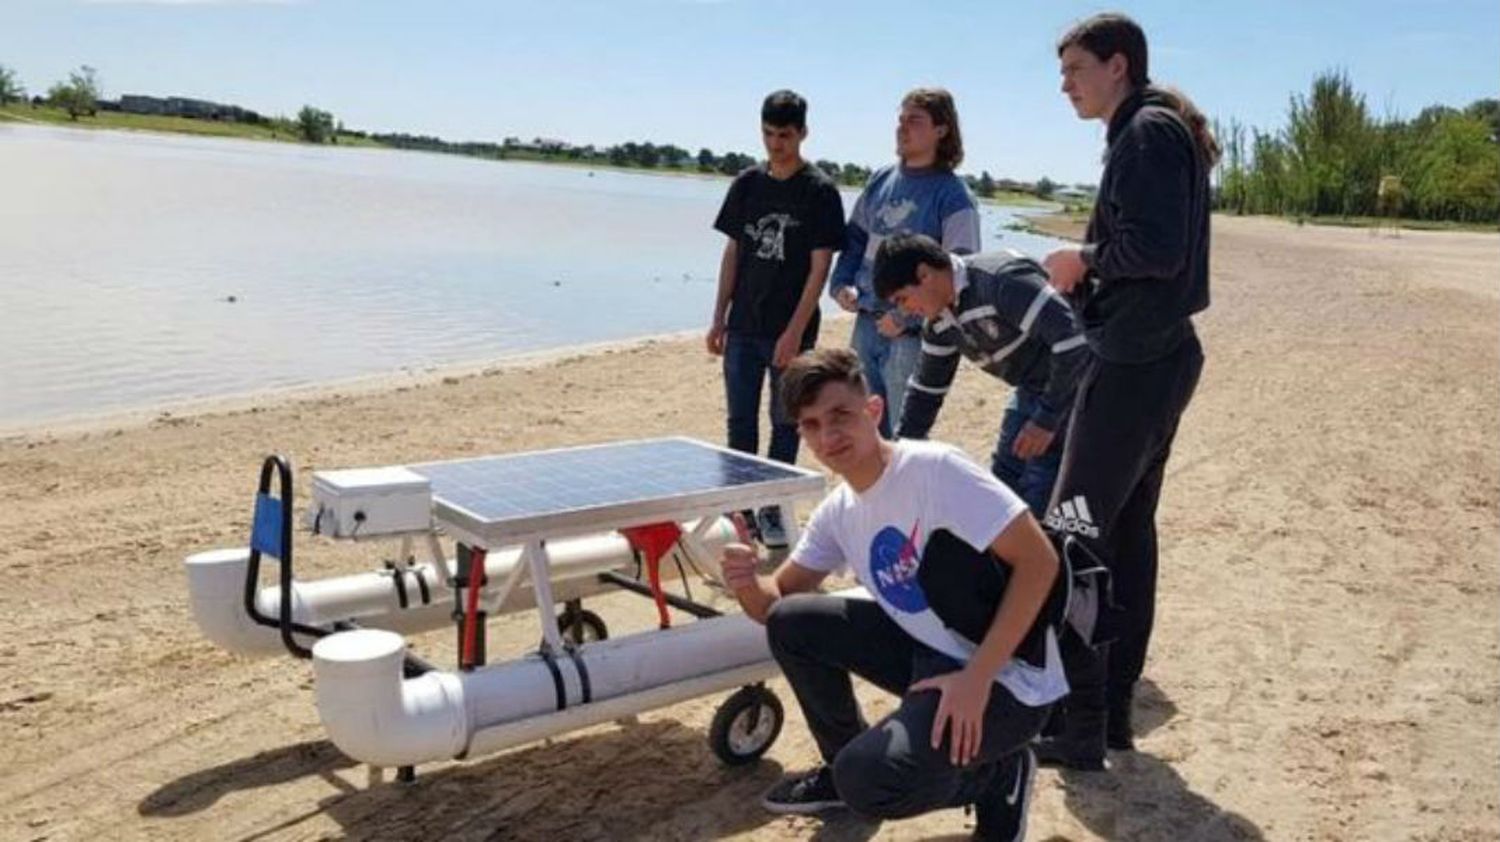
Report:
524,540,565,654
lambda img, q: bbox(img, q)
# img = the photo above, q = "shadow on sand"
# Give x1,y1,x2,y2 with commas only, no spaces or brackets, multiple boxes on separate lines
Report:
141,716,805,840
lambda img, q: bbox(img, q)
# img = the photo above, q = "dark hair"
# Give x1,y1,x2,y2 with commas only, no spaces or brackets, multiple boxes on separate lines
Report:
762,89,807,130
1057,12,1150,87
1057,13,1221,167
1150,85,1222,167
901,87,964,170
873,233,951,300
780,348,867,419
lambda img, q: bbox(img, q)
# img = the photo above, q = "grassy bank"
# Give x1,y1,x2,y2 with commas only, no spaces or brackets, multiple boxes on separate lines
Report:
1016,209,1089,241
0,103,379,146
2,104,1070,200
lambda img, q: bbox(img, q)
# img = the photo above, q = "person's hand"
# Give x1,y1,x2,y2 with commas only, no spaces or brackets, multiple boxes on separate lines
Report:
773,329,800,369
719,542,759,592
910,666,994,766
1010,421,1056,460
1043,248,1087,294
705,322,726,356
876,312,904,339
834,286,859,313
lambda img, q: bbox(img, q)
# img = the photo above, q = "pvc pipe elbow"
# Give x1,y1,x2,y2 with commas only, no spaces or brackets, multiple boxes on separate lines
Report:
184,549,286,656
313,629,467,767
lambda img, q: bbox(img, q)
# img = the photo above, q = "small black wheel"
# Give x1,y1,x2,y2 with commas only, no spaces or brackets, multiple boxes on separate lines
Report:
557,608,608,645
709,684,783,766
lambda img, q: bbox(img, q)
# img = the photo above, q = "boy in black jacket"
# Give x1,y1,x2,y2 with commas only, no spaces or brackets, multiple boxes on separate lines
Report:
872,233,1087,517
1038,12,1219,768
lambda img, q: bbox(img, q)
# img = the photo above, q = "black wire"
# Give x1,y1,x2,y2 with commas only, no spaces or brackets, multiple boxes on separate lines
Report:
673,549,693,603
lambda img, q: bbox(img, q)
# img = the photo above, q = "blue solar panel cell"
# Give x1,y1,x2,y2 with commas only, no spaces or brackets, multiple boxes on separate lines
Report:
407,438,823,544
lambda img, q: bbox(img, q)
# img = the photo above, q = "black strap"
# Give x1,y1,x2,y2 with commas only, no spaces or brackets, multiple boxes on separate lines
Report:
538,650,567,711
565,648,592,704
410,563,432,605
384,561,410,609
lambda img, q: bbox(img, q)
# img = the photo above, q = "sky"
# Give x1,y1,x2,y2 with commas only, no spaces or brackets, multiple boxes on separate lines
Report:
2,0,1496,184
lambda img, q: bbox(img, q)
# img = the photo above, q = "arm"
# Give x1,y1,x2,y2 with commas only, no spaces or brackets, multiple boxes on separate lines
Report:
706,239,738,356
1080,120,1193,280
1025,291,1087,434
911,512,1059,765
829,190,869,311
895,323,960,439
774,248,833,367
939,186,983,256
719,546,829,624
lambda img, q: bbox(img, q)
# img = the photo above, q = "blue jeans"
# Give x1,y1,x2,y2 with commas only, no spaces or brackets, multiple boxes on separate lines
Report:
991,387,1065,517
851,312,922,439
723,332,803,464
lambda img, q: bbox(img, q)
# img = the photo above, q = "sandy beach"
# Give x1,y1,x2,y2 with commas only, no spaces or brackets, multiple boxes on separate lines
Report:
1,215,1496,841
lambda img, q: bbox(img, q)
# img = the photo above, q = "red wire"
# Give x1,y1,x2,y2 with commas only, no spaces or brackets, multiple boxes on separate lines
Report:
461,548,486,668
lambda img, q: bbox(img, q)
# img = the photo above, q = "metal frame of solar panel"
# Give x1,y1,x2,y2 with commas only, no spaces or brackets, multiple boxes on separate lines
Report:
408,436,826,548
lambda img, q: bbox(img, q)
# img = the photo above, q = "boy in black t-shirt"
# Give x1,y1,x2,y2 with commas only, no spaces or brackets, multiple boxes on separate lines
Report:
707,89,846,546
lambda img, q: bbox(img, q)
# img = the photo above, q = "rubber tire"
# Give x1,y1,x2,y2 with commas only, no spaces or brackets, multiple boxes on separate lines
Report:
557,609,608,645
708,685,784,766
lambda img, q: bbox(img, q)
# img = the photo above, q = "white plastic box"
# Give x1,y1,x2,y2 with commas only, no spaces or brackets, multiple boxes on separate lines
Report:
308,466,433,539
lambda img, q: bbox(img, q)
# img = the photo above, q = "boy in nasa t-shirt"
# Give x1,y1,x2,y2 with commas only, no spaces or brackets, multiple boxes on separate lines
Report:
718,348,1065,841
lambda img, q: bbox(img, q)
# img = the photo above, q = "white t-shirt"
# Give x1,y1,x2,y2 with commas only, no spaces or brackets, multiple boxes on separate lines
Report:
792,440,1068,707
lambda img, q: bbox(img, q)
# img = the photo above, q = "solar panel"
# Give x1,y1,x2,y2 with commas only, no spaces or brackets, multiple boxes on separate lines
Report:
408,437,826,546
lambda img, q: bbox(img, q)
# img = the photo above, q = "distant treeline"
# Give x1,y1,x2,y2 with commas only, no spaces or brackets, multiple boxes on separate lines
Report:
1215,71,1500,224
4,61,1080,199
367,132,881,184
366,132,1080,200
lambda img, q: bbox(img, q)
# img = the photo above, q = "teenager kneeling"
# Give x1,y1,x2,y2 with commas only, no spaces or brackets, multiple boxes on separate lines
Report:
720,347,1066,841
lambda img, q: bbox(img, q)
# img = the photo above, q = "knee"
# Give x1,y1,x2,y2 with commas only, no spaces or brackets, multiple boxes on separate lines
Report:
831,741,925,820
765,593,823,658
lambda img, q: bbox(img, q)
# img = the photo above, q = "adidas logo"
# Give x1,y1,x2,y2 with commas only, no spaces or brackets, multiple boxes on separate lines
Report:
1045,495,1100,539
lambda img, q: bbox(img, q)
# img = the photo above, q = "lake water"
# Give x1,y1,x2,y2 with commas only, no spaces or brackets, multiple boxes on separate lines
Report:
0,123,1067,429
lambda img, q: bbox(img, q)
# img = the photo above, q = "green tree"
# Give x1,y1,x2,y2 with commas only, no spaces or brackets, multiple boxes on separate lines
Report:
1465,98,1499,143
47,65,100,120
697,147,716,172
1034,176,1057,198
1409,112,1500,221
839,163,869,186
0,64,24,106
1284,70,1375,216
976,170,996,198
296,106,336,143
1214,117,1249,214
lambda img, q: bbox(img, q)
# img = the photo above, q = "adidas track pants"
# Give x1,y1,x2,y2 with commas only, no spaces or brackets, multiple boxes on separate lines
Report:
1046,331,1203,704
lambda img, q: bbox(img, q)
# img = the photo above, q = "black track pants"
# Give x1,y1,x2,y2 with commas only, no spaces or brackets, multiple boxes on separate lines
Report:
1046,332,1203,704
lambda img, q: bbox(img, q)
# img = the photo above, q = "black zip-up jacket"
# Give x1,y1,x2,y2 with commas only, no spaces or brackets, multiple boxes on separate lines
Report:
898,252,1086,437
1076,87,1211,363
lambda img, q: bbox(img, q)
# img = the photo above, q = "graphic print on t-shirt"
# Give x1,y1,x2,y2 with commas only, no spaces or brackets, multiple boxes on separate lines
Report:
875,199,917,229
744,213,801,261
869,519,927,613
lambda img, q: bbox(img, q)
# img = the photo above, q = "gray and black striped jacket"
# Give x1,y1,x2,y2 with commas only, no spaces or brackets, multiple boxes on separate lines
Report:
897,252,1087,437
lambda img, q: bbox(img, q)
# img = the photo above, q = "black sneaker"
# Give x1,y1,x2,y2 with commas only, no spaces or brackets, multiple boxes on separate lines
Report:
1032,736,1108,772
973,747,1036,841
756,506,789,550
761,765,844,814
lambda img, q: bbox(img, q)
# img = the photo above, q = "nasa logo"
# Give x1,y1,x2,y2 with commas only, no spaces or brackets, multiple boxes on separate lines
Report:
868,522,927,614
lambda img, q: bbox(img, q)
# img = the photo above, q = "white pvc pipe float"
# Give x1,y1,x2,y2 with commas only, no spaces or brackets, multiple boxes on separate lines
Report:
185,517,738,656
312,591,871,768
